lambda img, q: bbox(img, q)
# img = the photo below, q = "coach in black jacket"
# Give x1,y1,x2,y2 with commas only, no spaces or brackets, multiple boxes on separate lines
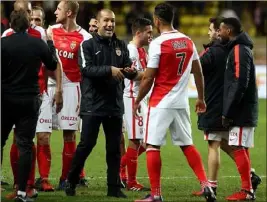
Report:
219,18,258,200
66,9,136,198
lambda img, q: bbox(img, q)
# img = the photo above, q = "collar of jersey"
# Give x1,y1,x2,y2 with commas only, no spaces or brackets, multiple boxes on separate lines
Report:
161,30,178,35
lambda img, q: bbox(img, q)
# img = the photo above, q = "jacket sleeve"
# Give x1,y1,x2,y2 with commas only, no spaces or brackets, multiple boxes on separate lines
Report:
40,39,58,71
79,39,112,78
223,45,252,118
122,41,132,68
200,47,214,75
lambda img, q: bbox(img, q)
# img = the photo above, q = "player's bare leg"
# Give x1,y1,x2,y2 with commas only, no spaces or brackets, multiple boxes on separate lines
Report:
36,132,54,191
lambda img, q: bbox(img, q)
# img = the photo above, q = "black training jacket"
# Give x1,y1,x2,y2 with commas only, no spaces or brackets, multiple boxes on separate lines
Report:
78,33,132,117
223,32,258,127
198,40,229,132
1,33,57,98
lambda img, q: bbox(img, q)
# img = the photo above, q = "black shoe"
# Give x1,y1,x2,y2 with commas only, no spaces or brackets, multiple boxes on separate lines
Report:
65,181,76,196
203,186,217,202
1,180,9,185
14,195,34,202
251,169,262,192
77,178,88,187
56,179,67,191
120,179,127,189
211,187,217,196
107,189,127,198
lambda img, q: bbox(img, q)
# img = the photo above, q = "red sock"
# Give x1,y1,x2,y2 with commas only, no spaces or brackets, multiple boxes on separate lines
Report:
146,148,161,197
126,147,138,184
245,148,251,166
182,145,208,184
234,149,252,191
120,154,127,180
61,141,76,181
10,143,19,185
138,145,146,156
27,145,36,186
37,145,51,179
80,168,86,179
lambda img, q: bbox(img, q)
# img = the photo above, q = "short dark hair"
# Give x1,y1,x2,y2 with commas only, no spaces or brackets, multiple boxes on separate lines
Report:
209,17,224,30
131,17,152,35
154,3,174,24
89,15,96,21
10,9,29,33
221,17,242,36
32,6,46,20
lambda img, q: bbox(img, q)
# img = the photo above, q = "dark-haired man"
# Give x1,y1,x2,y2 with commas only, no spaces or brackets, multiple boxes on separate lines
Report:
1,9,60,202
88,15,98,33
120,17,152,191
219,17,259,201
133,3,216,202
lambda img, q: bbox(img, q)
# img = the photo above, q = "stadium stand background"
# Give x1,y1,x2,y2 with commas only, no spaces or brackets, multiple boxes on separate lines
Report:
1,1,266,64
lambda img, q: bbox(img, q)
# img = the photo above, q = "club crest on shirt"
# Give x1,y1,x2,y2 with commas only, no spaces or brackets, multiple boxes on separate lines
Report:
70,41,77,50
116,48,121,56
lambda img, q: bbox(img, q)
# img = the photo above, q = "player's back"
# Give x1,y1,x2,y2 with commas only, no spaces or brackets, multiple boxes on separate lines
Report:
148,31,198,109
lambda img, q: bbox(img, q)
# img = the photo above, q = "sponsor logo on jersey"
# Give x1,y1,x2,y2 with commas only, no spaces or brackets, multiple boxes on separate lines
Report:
58,50,74,59
61,116,78,121
39,118,52,123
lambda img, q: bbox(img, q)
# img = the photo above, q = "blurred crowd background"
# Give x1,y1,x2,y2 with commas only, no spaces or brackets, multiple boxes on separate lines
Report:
1,1,266,64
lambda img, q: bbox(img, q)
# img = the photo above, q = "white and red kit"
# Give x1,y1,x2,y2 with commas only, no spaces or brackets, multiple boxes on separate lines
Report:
123,43,148,140
144,30,199,146
50,24,92,130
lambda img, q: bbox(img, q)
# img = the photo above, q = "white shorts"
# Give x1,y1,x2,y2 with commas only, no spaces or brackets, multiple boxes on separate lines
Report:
123,97,146,140
204,131,229,141
57,82,81,130
228,127,254,148
144,107,193,146
36,92,53,133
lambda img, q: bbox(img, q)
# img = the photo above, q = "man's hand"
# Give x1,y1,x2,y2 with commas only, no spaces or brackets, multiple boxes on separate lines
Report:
133,101,141,116
111,66,124,81
195,98,206,113
46,26,53,41
53,90,63,113
222,116,233,128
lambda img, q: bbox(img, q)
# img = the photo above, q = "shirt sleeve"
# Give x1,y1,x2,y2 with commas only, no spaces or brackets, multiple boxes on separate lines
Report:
147,40,161,68
192,43,199,61
128,44,142,71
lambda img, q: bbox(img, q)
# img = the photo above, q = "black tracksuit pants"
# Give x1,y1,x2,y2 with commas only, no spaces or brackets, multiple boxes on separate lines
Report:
68,115,122,190
1,95,41,192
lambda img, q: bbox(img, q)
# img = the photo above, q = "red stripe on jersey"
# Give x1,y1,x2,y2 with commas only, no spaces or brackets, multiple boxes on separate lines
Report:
149,38,193,107
234,45,240,78
132,97,136,139
199,47,209,57
238,127,243,146
144,107,151,144
137,47,147,70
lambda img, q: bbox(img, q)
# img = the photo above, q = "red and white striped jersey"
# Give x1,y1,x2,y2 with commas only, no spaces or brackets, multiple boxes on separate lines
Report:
50,24,92,84
2,24,48,94
124,43,148,98
147,30,199,108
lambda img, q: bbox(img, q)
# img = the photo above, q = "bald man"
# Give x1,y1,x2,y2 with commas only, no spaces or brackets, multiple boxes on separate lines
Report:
65,9,140,198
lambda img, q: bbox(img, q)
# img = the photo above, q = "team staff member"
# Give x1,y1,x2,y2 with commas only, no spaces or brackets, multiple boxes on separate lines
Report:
65,9,139,198
1,9,62,202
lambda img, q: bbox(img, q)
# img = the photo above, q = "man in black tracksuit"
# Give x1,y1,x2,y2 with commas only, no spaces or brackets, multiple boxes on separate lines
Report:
1,10,59,202
66,9,137,198
219,17,258,200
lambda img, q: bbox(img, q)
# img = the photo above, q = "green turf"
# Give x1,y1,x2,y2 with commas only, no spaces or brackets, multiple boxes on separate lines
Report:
1,99,266,202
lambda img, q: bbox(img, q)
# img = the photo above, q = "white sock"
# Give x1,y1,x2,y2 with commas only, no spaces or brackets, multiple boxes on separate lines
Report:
17,191,26,197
